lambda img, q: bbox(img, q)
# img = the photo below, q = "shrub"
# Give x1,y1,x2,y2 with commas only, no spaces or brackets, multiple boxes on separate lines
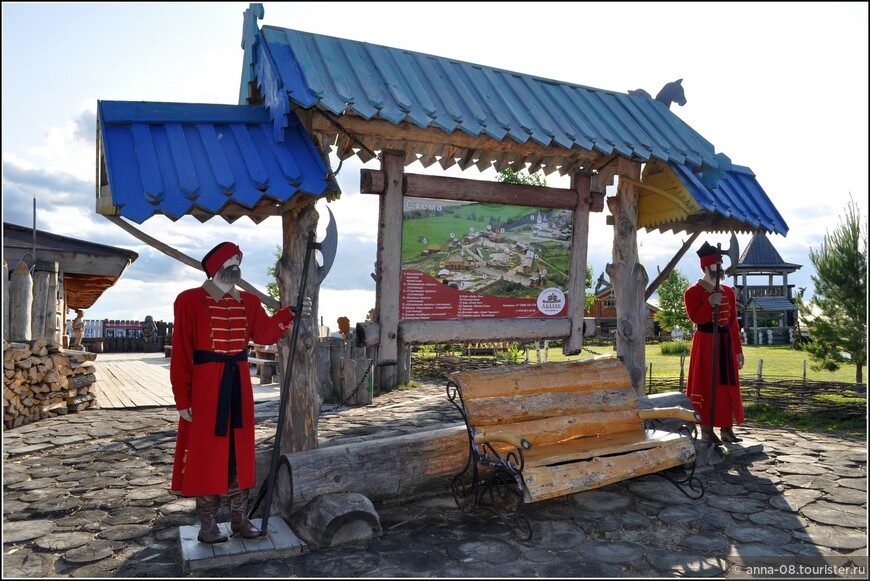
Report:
660,340,691,356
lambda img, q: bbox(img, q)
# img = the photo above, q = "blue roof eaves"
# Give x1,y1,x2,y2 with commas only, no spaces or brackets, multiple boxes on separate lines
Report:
98,100,336,224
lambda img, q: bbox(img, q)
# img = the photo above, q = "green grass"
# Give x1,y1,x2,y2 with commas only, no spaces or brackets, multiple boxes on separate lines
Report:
743,403,865,437
476,341,867,437
545,342,861,384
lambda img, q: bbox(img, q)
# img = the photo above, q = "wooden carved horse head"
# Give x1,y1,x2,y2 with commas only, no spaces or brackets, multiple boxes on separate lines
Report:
655,79,686,108
628,79,687,109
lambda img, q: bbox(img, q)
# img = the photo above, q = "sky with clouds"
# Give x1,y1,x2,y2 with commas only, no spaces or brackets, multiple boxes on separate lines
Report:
2,1,867,334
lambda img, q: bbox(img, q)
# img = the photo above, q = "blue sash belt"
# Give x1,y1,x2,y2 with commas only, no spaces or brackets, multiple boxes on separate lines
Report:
696,324,737,385
193,349,248,436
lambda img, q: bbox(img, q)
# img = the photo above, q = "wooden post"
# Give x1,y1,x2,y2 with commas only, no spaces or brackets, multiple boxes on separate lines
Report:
9,262,33,342
679,353,686,391
278,203,321,454
755,359,763,399
31,261,54,341
2,260,8,342
606,159,647,395
374,150,404,392
564,173,591,355
648,362,653,394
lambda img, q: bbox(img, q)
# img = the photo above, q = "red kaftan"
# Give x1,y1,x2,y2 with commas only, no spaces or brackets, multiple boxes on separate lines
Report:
684,281,744,428
170,284,293,496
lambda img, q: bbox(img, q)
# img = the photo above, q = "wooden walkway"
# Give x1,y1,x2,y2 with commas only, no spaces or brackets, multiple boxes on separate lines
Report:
91,351,176,408
90,351,281,409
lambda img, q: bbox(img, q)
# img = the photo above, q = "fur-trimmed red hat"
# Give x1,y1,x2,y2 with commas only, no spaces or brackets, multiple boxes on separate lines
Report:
202,242,243,278
697,241,722,268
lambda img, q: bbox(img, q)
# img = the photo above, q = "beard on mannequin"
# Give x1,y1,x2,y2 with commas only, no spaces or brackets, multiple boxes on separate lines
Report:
705,264,726,281
215,264,242,285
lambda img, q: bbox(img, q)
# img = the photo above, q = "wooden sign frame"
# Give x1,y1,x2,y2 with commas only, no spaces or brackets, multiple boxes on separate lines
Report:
358,151,605,367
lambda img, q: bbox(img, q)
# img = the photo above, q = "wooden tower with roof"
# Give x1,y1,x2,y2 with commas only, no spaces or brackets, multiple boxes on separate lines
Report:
730,232,802,345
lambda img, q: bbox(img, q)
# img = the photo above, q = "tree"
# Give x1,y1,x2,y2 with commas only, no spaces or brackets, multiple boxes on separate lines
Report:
497,167,546,187
653,269,692,333
582,265,595,313
265,244,282,315
798,196,867,383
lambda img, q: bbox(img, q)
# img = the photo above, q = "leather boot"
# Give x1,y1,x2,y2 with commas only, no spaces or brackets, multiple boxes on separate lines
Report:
195,495,228,543
700,425,722,445
228,476,260,538
720,427,743,443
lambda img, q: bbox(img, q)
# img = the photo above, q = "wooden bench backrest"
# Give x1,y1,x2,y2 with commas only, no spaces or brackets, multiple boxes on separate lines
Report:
448,356,642,446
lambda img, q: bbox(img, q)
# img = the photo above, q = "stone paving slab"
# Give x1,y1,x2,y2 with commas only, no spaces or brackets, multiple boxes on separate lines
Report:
2,379,866,578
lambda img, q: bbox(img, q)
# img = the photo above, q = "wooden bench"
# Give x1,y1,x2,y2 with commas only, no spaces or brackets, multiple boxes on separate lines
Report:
446,355,703,539
248,343,278,384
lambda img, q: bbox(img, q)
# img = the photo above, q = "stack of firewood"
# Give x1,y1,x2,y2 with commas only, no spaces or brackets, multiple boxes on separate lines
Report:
3,338,98,429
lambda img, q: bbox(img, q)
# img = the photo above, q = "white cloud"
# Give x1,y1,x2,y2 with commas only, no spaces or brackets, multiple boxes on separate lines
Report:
2,1,867,328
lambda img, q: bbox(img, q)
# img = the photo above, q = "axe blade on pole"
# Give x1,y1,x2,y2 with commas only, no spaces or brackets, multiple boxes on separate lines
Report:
723,232,740,276
316,206,338,285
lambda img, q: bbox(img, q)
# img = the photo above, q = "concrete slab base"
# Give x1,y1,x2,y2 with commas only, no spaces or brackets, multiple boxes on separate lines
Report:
179,517,305,575
721,436,764,459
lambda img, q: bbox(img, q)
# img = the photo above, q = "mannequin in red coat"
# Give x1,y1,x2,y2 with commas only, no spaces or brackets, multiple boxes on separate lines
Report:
684,241,745,445
170,241,310,543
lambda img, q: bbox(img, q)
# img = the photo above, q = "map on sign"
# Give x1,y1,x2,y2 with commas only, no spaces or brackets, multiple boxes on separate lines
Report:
400,196,573,320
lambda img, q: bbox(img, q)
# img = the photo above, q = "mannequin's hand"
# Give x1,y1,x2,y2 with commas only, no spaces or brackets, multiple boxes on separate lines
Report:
179,408,192,422
737,354,745,370
707,292,722,307
298,296,312,319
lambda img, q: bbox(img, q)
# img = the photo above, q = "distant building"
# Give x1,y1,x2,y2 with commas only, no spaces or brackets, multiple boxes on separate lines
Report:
731,232,802,345
584,276,659,338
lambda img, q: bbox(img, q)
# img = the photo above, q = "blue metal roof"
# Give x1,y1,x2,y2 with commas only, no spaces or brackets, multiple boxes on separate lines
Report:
669,162,789,236
737,231,801,269
97,100,338,224
245,22,721,175
237,4,786,237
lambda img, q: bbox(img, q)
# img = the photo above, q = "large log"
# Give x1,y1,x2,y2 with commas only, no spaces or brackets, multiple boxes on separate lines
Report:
275,424,467,516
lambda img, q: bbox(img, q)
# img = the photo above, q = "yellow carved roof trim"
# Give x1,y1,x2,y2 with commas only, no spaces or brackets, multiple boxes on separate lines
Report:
622,163,702,229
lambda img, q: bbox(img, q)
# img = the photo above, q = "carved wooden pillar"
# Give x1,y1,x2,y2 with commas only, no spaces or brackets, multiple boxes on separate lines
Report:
374,150,404,392
564,173,591,356
279,203,321,453
605,159,648,396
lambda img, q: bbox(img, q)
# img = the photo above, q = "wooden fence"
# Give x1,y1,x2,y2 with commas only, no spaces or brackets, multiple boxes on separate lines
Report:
645,376,866,418
644,356,867,418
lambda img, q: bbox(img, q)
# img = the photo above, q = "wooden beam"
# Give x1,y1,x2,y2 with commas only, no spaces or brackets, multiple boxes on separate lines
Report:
644,232,701,300
103,214,280,310
360,170,589,210
310,114,600,171
356,318,573,346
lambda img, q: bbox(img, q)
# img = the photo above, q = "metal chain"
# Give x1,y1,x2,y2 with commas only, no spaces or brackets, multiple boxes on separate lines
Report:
581,345,608,356
314,108,380,161
320,361,372,415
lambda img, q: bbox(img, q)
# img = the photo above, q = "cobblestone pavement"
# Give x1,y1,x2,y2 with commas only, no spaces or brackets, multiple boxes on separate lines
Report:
3,380,867,578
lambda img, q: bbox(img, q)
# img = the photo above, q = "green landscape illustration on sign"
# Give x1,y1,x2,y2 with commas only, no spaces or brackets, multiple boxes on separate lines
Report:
401,196,574,311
